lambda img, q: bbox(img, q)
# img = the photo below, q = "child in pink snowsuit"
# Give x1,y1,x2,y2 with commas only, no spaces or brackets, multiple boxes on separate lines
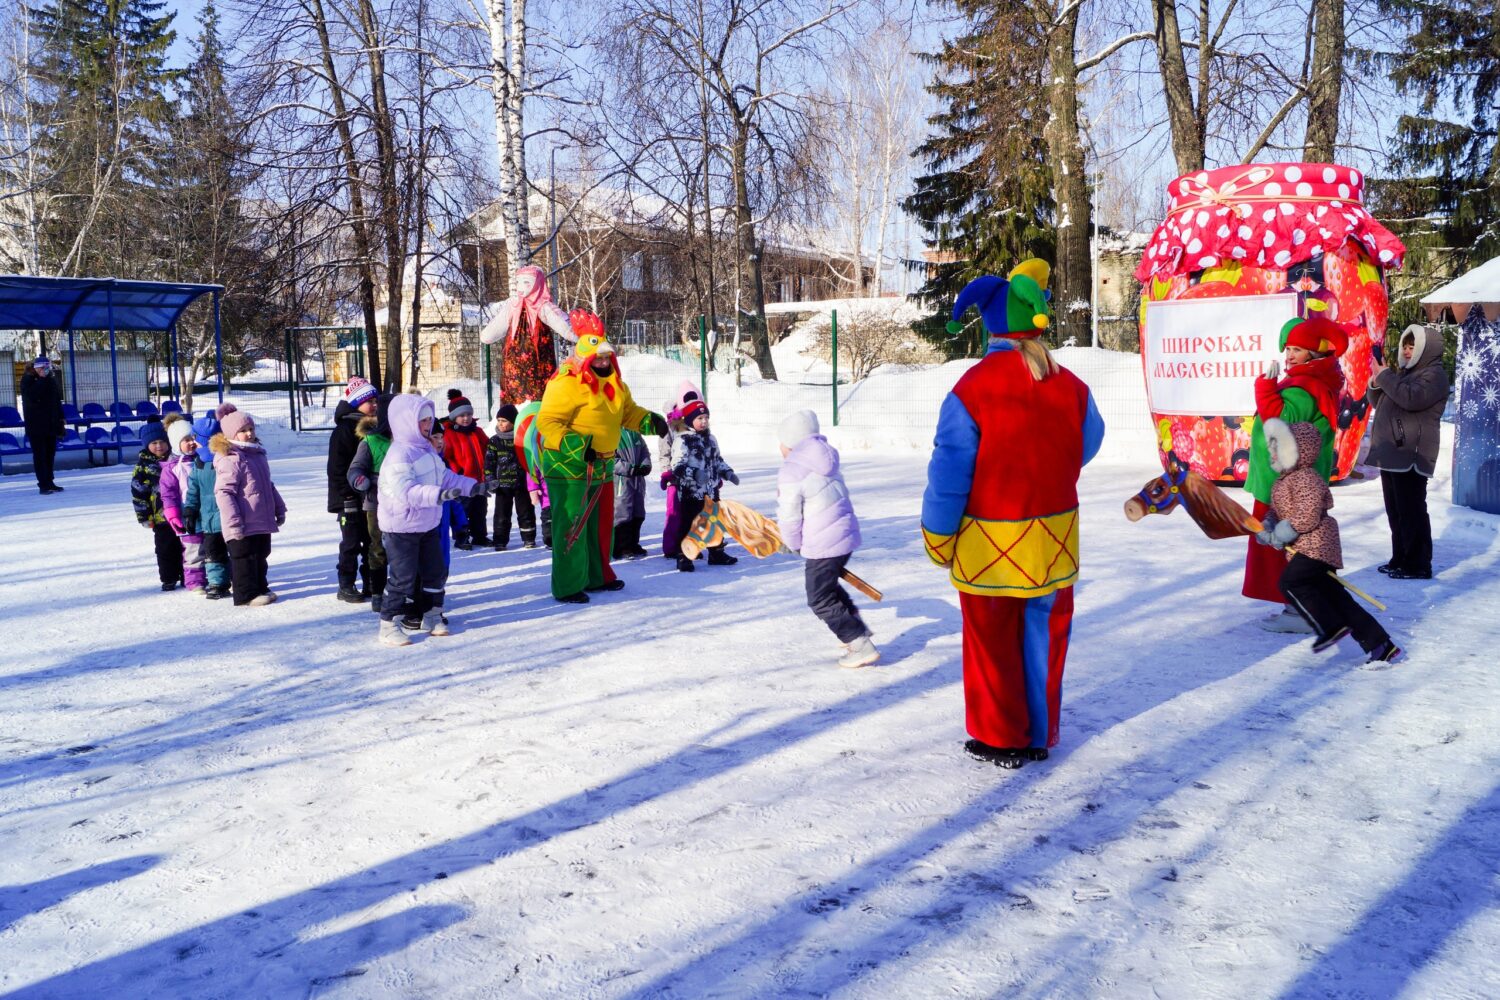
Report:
159,415,208,591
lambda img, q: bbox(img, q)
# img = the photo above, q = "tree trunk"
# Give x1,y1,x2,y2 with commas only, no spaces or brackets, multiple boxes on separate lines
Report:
1302,0,1344,162
309,0,382,385
731,121,776,380
1152,0,1204,174
1043,3,1093,347
352,0,406,392
485,0,532,274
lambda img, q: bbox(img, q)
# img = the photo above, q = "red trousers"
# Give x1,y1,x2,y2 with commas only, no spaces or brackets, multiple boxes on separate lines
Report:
1242,499,1285,603
959,587,1074,749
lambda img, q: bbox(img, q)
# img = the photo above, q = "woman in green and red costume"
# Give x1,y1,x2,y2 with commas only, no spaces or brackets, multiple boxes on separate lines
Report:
1244,316,1349,624
922,261,1106,770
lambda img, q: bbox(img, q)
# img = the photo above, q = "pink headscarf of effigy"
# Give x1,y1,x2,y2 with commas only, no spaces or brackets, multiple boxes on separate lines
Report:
507,264,553,353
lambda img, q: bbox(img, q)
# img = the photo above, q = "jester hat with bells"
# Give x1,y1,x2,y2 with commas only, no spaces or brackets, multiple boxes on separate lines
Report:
561,309,623,400
947,260,1053,339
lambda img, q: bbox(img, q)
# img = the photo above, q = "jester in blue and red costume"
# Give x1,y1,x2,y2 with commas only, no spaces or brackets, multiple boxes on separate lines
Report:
921,260,1106,769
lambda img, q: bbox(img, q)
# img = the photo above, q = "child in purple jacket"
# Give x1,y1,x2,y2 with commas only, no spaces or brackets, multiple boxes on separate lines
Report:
375,395,495,646
211,410,286,607
777,410,878,668
160,415,208,592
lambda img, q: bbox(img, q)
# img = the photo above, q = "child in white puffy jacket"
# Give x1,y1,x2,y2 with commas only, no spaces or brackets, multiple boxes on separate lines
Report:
777,410,877,668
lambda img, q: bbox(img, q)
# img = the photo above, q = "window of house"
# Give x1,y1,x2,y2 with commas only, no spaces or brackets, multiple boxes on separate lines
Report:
623,252,645,291
777,276,792,302
623,319,647,345
429,342,442,372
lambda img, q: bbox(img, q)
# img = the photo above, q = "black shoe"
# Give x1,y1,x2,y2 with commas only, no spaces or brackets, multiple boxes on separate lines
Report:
628,546,649,558
556,591,590,604
471,537,491,548
336,587,368,604
1376,562,1397,575
454,540,473,551
964,739,1026,769
161,581,178,592
676,556,695,572
595,579,625,592
1387,568,1431,579
370,594,383,613
707,548,737,566
493,543,508,551
205,586,225,600
1025,748,1049,762
1366,639,1403,664
523,541,538,549
1312,626,1351,653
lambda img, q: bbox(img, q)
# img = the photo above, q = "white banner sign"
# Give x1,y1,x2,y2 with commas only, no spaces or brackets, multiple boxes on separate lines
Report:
1143,293,1299,416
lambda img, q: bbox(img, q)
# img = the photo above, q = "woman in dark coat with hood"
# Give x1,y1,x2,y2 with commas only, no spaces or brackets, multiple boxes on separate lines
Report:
1367,324,1450,579
20,357,66,494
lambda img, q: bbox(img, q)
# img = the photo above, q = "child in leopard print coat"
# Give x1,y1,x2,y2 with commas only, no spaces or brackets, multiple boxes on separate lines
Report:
1257,418,1400,664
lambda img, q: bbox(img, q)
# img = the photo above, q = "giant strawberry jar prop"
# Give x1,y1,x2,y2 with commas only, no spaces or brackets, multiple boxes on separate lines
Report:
1135,163,1406,483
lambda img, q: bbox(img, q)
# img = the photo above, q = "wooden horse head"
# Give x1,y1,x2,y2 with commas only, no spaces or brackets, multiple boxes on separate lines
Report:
1124,454,1257,541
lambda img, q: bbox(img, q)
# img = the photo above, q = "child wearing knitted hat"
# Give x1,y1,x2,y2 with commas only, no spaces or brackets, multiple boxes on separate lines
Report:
666,398,739,571
443,389,490,549
484,403,537,549
183,414,232,599
210,410,287,607
159,414,208,591
130,419,184,590
777,410,878,667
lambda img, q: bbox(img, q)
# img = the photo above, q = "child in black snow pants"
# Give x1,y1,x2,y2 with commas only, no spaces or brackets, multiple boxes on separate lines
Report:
1257,418,1401,664
485,403,537,549
666,399,739,572
131,421,184,590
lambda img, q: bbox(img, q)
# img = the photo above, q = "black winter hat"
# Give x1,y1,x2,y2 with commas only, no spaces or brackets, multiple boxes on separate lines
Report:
496,403,518,423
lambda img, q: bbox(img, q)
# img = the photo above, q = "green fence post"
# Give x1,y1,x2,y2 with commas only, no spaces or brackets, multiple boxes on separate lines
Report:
484,344,493,417
284,328,298,431
831,308,839,427
698,314,708,402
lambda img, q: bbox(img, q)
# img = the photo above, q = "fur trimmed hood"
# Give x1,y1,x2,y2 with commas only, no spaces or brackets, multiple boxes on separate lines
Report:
1266,418,1322,475
208,432,264,457
1399,323,1445,370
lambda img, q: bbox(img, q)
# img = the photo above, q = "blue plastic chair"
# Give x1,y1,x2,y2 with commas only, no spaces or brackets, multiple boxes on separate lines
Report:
0,406,21,427
161,400,184,416
62,402,81,424
109,401,134,421
85,425,124,465
0,431,25,474
81,402,108,424
112,425,139,444
134,400,159,417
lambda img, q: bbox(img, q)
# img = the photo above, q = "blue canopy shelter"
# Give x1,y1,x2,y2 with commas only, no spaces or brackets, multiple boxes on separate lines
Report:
0,275,225,412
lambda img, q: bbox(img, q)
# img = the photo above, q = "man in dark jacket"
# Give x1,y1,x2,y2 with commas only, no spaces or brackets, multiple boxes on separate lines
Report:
20,357,66,494
1367,324,1450,579
328,376,379,601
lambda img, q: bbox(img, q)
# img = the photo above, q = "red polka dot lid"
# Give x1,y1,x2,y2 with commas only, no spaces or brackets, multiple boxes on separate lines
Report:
1134,163,1406,283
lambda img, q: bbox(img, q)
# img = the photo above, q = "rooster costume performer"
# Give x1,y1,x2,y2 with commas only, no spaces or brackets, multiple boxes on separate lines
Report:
536,311,665,603
1243,315,1349,606
921,261,1106,769
478,264,578,404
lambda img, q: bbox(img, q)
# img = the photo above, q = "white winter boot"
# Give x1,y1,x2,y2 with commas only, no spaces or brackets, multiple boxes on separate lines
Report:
838,635,880,668
378,619,411,647
1258,605,1314,634
422,609,450,636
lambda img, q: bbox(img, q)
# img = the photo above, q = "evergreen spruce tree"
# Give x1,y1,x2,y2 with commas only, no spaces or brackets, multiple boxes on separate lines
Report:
1373,0,1500,326
28,0,178,276
904,0,1055,357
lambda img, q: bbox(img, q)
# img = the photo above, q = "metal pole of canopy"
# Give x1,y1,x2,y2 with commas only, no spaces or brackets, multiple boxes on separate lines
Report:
67,327,78,411
107,288,120,414
213,291,224,405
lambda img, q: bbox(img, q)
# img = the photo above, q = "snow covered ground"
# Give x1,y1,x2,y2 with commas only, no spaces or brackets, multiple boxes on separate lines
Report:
2,363,1499,998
